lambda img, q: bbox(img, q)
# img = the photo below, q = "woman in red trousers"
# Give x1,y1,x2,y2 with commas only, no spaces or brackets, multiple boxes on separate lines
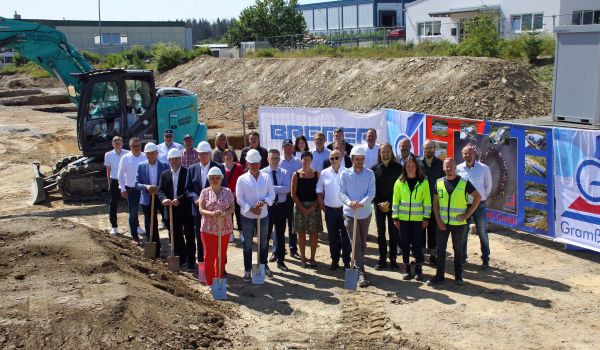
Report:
198,167,234,286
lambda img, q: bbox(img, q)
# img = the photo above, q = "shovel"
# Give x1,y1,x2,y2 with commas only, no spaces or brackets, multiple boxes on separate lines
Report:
212,221,227,300
143,194,158,258
251,216,266,285
344,208,359,290
167,205,180,272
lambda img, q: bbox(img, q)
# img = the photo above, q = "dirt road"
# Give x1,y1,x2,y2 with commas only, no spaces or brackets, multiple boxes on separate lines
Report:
1,105,599,349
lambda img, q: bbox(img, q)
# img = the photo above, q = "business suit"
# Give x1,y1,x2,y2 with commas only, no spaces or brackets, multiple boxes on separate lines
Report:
136,160,169,255
158,166,195,268
185,161,227,262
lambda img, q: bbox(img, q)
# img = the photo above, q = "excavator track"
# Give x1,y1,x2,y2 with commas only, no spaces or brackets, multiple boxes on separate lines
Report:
56,161,108,202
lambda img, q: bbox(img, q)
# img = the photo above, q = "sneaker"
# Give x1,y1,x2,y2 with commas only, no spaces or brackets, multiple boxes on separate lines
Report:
243,271,251,282
110,227,118,236
268,254,277,263
277,262,289,271
415,265,423,281
358,272,369,288
265,267,273,278
426,277,445,286
390,261,399,270
374,261,386,271
402,264,413,280
481,261,489,271
136,226,146,235
455,278,465,286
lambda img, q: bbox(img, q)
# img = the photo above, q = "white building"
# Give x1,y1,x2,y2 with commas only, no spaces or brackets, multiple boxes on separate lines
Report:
405,0,600,43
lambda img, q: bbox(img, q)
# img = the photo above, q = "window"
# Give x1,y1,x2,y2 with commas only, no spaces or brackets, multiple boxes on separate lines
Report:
417,21,441,36
572,10,600,25
94,33,128,45
511,13,543,32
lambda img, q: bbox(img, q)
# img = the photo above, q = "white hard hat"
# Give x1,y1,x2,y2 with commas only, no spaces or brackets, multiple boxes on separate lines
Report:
167,148,181,159
144,142,158,153
350,146,366,157
208,167,223,177
246,149,262,164
196,141,212,153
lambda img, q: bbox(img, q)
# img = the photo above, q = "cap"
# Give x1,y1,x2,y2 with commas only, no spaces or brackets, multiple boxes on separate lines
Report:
196,141,212,153
282,139,293,147
246,149,262,164
167,148,181,159
350,146,366,157
208,167,223,177
144,142,158,153
183,134,193,140
163,129,174,136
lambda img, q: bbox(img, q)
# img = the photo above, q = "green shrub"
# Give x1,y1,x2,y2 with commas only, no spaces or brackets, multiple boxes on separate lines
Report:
414,40,454,56
188,47,212,60
523,32,543,63
102,53,127,68
501,36,526,61
81,50,100,64
540,34,556,57
123,45,151,62
254,48,278,57
13,52,28,66
453,15,504,57
21,62,51,78
0,65,17,75
151,43,189,73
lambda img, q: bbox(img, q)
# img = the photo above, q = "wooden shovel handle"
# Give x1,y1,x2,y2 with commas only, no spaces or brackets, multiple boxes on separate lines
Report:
149,194,155,243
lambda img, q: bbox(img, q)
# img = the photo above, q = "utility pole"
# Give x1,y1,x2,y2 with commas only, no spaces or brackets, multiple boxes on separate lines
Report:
98,0,103,61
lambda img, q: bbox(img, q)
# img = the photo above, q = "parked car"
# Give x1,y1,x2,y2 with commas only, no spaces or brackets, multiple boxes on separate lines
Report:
386,28,406,40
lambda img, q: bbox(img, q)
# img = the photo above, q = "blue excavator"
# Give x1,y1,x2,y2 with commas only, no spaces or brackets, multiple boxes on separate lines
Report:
0,17,207,203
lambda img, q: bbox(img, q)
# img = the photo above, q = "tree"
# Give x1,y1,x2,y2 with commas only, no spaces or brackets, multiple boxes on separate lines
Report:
451,15,504,58
224,0,306,47
523,31,543,63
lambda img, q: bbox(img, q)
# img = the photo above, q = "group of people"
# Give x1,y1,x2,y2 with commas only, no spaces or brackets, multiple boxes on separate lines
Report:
105,126,492,288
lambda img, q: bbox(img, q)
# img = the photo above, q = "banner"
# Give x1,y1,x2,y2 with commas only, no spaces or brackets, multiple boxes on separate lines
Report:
553,128,600,252
385,110,425,157
258,107,387,151
426,115,486,159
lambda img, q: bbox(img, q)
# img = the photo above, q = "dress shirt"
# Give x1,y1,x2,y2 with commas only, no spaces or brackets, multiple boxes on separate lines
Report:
280,155,301,182
261,166,289,203
118,152,146,191
157,142,184,163
457,161,492,203
310,147,330,173
181,147,199,169
236,171,275,219
364,143,380,169
339,167,376,219
200,162,210,189
148,162,158,186
104,148,129,179
171,167,180,198
316,166,343,208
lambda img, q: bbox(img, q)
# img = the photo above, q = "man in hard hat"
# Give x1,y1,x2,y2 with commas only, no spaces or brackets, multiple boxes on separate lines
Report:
159,148,195,270
157,129,184,163
136,142,169,255
236,149,276,281
185,141,226,264
117,137,146,244
339,146,376,287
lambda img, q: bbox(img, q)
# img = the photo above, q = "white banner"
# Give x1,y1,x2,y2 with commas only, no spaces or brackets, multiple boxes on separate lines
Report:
553,127,600,252
258,107,387,151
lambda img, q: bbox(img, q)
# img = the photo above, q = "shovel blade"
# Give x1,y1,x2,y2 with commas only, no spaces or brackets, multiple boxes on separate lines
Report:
251,264,266,285
31,177,47,205
212,278,228,300
168,256,180,272
197,262,207,284
344,268,359,290
143,242,157,259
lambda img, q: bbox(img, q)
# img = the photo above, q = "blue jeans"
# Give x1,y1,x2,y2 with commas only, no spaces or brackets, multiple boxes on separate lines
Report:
462,202,490,263
241,215,269,272
324,206,351,265
126,187,141,239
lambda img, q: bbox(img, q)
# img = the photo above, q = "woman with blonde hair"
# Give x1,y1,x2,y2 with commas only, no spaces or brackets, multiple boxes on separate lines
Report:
212,132,238,164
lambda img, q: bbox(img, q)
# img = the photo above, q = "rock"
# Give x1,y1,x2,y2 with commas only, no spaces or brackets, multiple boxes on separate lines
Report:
14,274,26,280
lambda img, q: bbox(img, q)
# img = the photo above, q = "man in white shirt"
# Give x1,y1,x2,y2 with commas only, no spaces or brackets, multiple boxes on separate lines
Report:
236,149,276,282
117,137,146,243
310,131,330,173
157,129,183,163
457,145,493,270
364,128,380,169
317,150,351,271
105,136,129,235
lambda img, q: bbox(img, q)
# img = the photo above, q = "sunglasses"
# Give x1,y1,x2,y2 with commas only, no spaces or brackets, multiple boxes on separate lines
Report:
329,156,340,161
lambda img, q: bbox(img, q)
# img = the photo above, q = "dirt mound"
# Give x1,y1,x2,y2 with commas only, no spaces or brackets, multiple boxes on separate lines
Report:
157,56,551,130
0,74,62,89
0,217,236,349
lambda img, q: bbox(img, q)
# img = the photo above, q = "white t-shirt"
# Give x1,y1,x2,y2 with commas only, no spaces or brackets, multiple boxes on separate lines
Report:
104,148,130,179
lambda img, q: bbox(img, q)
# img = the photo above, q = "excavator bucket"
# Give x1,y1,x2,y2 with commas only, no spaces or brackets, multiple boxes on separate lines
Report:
31,163,47,205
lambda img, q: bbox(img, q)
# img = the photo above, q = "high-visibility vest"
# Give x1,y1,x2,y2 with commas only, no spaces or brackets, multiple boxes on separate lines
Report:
436,177,468,225
392,178,432,221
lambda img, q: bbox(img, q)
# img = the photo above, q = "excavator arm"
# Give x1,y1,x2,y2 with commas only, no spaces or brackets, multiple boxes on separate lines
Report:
0,17,93,105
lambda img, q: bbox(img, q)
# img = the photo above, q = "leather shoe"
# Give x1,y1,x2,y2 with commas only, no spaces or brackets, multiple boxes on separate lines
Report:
265,267,273,277
277,262,289,271
374,262,386,271
328,263,339,271
481,261,489,270
291,252,301,259
390,261,399,270
343,262,350,269
268,254,277,263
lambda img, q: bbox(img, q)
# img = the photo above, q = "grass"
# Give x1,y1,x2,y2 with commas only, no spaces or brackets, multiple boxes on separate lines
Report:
528,58,554,91
0,62,52,78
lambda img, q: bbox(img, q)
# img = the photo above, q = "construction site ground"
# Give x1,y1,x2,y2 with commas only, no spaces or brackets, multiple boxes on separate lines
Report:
1,56,599,349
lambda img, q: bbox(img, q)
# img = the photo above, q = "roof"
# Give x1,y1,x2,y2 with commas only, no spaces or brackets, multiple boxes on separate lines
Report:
428,5,501,17
20,18,188,28
296,0,414,11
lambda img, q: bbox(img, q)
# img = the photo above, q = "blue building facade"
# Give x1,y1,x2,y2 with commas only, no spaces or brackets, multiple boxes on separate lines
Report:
296,0,417,34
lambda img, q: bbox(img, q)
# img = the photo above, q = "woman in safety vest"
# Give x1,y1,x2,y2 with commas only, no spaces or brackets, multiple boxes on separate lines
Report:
392,157,431,281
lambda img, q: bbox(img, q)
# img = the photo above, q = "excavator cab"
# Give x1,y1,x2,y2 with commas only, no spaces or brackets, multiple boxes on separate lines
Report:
77,69,157,156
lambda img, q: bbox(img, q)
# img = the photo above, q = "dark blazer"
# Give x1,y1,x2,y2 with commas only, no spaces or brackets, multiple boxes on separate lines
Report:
327,142,353,155
322,154,352,169
185,161,227,217
135,160,169,206
158,167,190,220
417,156,445,200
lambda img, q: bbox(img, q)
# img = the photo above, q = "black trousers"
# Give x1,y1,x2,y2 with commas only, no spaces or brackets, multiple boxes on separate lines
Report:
194,215,204,262
435,224,466,280
268,203,287,263
165,208,195,265
399,220,424,265
234,202,242,230
375,208,399,263
141,195,162,256
422,213,438,252
108,179,122,228
285,196,297,253
324,206,351,265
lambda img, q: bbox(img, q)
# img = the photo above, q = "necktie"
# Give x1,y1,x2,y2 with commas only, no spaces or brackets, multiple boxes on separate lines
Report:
272,170,278,203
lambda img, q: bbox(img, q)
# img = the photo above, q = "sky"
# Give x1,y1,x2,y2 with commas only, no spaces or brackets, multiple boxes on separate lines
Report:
1,0,325,22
